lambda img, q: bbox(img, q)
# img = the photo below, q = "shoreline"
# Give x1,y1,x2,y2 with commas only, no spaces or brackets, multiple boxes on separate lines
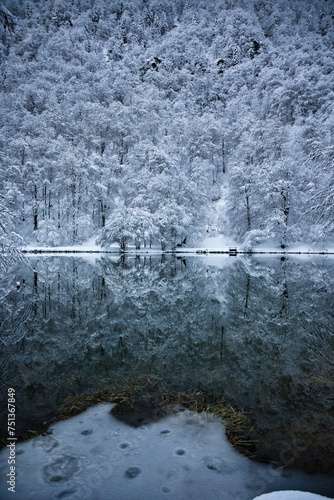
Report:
21,249,334,255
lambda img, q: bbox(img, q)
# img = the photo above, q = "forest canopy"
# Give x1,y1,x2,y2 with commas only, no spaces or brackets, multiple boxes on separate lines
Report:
0,0,333,250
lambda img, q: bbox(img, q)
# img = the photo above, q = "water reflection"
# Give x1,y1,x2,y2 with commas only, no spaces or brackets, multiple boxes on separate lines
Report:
0,255,333,473
220,256,334,473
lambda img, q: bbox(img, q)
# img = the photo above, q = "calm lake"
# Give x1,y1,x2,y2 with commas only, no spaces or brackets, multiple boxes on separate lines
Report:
1,254,334,476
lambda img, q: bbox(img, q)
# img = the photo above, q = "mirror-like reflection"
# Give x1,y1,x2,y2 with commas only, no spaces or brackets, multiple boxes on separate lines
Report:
0,255,333,473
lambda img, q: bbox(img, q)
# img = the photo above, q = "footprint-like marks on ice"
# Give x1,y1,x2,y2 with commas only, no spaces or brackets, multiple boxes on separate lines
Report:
42,455,79,484
118,441,136,451
174,448,186,456
81,429,93,436
32,435,59,453
160,429,171,435
125,466,141,479
56,488,77,498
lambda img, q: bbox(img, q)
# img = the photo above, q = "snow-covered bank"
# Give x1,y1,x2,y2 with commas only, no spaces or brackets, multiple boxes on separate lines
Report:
253,492,331,499
22,235,334,256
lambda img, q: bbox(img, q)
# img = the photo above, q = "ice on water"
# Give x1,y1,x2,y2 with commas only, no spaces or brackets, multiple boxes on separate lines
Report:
0,403,333,500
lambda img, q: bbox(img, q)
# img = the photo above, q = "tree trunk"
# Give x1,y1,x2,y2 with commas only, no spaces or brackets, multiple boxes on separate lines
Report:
33,184,38,231
43,182,47,220
222,138,226,174
281,189,290,249
71,168,77,243
245,185,251,231
48,189,51,219
57,196,60,229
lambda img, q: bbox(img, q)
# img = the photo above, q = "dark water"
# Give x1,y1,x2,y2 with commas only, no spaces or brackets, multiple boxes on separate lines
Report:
1,254,334,475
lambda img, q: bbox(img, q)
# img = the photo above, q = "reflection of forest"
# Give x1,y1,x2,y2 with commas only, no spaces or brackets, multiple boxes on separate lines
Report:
221,256,334,473
0,255,333,472
0,255,227,439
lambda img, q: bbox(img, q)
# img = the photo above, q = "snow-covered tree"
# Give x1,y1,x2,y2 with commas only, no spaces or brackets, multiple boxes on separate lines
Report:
304,146,334,237
0,0,333,250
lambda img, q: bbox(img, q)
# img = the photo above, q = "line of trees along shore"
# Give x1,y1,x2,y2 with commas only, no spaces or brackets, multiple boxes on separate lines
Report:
0,0,333,251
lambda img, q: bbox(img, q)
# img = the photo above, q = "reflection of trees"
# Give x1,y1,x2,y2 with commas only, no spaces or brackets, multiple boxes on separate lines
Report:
220,256,334,472
1,255,333,472
0,257,33,434
0,258,33,383
300,312,334,389
0,255,227,439
0,256,110,438
95,255,227,387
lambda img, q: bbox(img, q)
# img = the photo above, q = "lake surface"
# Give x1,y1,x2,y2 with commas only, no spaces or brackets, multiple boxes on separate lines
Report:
1,254,334,476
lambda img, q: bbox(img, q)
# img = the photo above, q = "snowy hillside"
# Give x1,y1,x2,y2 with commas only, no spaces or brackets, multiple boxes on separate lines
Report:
0,0,333,252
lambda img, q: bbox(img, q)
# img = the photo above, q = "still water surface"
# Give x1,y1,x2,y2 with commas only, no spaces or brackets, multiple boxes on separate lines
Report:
1,254,333,475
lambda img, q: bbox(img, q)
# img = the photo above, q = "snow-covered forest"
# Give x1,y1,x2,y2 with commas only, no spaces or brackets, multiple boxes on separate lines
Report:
0,0,333,251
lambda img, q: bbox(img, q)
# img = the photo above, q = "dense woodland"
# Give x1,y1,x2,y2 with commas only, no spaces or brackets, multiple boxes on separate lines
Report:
0,0,333,251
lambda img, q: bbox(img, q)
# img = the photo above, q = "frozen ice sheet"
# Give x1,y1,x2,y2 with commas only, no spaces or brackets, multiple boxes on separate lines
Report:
0,404,333,500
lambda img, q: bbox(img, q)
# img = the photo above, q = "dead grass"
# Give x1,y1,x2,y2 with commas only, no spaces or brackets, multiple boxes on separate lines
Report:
0,375,255,458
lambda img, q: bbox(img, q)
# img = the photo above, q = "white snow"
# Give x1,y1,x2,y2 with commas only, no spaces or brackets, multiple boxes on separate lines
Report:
22,235,334,256
23,235,106,252
193,234,238,251
0,404,333,500
253,492,331,500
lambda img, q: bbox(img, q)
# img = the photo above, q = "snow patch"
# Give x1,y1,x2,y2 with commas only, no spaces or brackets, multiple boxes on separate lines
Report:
253,492,331,500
